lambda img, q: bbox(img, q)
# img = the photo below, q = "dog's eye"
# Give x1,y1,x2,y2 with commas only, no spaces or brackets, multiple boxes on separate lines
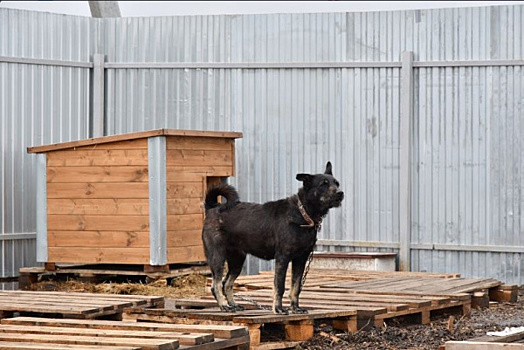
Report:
334,180,340,187
322,180,329,186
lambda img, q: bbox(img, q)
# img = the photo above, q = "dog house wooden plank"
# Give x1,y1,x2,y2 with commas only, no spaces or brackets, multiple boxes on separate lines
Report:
48,215,149,231
167,246,206,263
48,247,150,264
167,214,204,231
47,166,149,183
47,183,149,199
166,182,203,198
166,231,203,247
48,199,149,216
166,150,233,166
48,231,149,248
166,199,202,215
167,166,234,177
28,134,154,153
166,136,233,151
47,149,149,167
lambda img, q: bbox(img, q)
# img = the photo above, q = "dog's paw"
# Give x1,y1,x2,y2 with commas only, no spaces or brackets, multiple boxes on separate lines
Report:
231,304,245,312
228,303,245,312
273,307,289,315
291,307,308,314
219,304,237,312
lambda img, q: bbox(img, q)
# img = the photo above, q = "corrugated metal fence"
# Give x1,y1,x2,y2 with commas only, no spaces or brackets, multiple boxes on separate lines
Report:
2,5,524,284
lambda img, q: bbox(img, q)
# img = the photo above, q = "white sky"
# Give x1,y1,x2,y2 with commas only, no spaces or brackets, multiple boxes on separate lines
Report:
0,1,521,17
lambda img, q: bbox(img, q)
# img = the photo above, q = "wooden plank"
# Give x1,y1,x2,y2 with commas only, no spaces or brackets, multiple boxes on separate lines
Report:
313,287,471,301
305,287,455,304
0,292,162,308
172,299,385,317
48,199,149,215
2,317,249,339
445,341,524,349
28,129,242,154
0,297,127,311
462,331,524,344
166,137,233,151
166,198,203,215
166,150,232,167
241,290,433,308
232,310,358,324
48,215,149,231
47,183,149,199
167,166,233,177
47,166,149,183
0,342,138,350
0,325,214,345
30,137,150,153
167,231,204,247
0,303,100,316
177,335,250,350
48,231,149,248
167,182,203,198
46,149,149,167
48,247,150,264
221,295,408,312
167,246,206,264
0,293,136,308
167,214,204,231
162,130,242,140
165,172,204,183
0,332,179,350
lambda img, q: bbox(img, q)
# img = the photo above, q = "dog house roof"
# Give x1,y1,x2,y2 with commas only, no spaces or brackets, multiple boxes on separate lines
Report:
27,129,243,154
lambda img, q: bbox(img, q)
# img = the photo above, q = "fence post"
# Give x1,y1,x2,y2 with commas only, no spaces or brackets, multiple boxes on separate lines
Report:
92,53,105,138
399,51,414,271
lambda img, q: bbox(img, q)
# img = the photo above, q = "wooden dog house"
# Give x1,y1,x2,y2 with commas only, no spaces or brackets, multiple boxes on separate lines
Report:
28,129,242,271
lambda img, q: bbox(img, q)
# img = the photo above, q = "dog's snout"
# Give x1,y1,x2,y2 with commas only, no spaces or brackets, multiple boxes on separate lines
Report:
336,191,344,200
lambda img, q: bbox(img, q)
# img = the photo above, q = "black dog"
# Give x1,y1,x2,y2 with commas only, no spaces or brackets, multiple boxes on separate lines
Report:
202,162,344,314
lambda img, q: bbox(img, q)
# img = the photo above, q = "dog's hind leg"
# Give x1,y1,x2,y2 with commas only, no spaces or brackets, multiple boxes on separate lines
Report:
202,229,231,311
273,257,290,314
289,253,310,314
223,252,246,311
208,255,234,311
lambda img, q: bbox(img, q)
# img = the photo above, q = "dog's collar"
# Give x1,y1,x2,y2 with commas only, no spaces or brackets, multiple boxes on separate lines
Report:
297,197,322,231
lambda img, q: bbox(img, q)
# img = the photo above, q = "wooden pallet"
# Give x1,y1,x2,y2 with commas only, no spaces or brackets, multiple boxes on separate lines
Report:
124,287,470,348
222,289,470,328
226,270,517,307
123,307,358,349
224,269,461,291
0,316,249,350
445,330,524,349
321,275,517,307
0,291,163,320
20,264,210,289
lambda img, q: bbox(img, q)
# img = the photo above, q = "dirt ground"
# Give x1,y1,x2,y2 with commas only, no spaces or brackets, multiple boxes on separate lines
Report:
30,276,524,350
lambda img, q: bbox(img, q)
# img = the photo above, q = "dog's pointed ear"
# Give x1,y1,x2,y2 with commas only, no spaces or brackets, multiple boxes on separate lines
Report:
324,161,333,175
296,173,313,187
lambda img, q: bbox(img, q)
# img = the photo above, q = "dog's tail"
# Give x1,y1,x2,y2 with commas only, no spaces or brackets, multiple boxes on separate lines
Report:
204,184,240,212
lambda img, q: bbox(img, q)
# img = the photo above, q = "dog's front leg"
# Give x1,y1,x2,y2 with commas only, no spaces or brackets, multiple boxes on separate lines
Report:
273,257,290,314
289,254,309,314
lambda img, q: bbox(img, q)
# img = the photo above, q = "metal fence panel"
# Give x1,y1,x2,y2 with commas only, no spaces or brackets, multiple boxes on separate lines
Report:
2,5,524,284
0,8,94,277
